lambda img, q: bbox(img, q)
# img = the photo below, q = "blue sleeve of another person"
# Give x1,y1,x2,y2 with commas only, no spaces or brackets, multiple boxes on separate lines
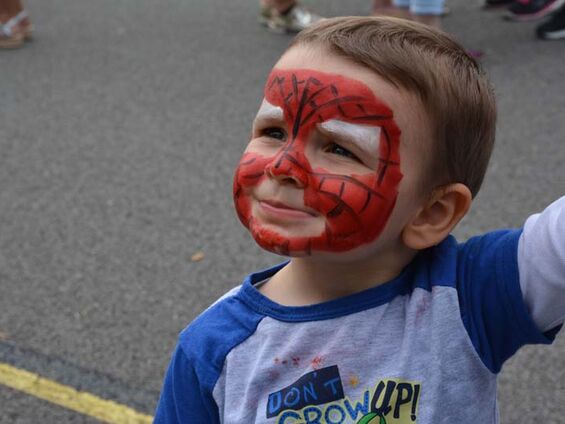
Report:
153,343,220,423
456,229,558,374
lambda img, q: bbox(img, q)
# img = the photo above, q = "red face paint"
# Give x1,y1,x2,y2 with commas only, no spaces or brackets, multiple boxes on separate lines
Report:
233,69,403,255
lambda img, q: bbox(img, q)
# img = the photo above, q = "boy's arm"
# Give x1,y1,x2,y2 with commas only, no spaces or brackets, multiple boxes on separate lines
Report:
456,197,565,373
518,195,565,332
154,344,220,423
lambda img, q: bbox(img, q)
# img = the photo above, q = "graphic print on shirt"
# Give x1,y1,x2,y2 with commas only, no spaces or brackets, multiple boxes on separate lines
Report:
266,365,421,423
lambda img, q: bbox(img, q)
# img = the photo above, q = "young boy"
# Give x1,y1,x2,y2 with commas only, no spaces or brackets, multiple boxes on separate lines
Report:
154,17,565,424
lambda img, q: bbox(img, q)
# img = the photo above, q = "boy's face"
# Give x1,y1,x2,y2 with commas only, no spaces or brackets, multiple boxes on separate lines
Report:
233,45,430,257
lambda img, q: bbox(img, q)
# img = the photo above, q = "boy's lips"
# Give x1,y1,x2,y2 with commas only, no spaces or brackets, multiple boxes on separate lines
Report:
259,200,318,219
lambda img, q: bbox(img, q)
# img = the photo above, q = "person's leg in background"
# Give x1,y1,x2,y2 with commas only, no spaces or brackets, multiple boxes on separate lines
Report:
262,0,296,16
259,0,322,33
409,0,443,28
373,0,410,18
373,0,443,28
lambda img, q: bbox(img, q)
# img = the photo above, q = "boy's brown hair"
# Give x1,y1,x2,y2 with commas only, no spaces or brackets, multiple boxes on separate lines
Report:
291,16,497,197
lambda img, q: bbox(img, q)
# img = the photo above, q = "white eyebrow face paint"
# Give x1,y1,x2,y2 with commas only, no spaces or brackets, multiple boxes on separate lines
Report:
254,99,284,125
319,120,381,155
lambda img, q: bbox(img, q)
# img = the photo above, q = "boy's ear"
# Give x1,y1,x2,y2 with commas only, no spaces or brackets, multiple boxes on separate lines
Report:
402,183,472,250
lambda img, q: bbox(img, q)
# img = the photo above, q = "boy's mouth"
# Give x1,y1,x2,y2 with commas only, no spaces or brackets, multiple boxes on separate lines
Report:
259,200,318,218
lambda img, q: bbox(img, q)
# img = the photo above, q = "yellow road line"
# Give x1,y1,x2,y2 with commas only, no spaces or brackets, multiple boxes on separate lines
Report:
0,362,153,424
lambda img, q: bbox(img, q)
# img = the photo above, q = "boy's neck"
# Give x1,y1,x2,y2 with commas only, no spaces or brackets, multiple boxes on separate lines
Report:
259,243,418,306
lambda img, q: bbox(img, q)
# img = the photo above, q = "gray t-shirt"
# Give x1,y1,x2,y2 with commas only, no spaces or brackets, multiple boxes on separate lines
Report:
154,197,565,424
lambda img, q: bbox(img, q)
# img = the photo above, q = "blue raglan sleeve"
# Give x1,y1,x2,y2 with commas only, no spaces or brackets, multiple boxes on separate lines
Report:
152,287,266,424
456,229,559,374
154,343,220,423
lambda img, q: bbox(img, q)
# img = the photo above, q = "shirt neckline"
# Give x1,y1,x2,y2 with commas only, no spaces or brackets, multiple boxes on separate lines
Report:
237,260,415,322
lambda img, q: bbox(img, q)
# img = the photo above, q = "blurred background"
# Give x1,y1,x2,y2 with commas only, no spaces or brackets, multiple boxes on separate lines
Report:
0,0,564,422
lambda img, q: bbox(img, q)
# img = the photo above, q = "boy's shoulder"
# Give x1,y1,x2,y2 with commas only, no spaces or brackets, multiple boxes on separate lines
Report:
179,262,291,352
177,283,265,372
410,229,522,291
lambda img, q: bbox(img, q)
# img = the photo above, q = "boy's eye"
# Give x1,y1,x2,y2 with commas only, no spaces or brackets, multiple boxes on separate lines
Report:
325,142,360,161
261,127,287,141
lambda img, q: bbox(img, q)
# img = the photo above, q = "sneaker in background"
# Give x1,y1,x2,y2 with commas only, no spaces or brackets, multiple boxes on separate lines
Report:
260,3,322,33
0,10,32,49
536,6,565,38
0,26,23,48
505,0,565,21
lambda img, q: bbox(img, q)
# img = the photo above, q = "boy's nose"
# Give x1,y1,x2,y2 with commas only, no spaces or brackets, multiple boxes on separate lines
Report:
265,149,309,188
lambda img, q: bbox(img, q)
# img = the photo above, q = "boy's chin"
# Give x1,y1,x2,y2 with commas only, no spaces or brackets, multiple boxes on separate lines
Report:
249,224,379,259
250,225,315,257
248,222,394,263
252,234,381,262
262,245,312,258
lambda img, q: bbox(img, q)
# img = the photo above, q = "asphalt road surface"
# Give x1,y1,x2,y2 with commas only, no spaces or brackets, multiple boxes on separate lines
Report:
1,0,564,422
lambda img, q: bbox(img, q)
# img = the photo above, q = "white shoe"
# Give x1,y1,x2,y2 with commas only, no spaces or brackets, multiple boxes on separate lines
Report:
259,3,322,33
